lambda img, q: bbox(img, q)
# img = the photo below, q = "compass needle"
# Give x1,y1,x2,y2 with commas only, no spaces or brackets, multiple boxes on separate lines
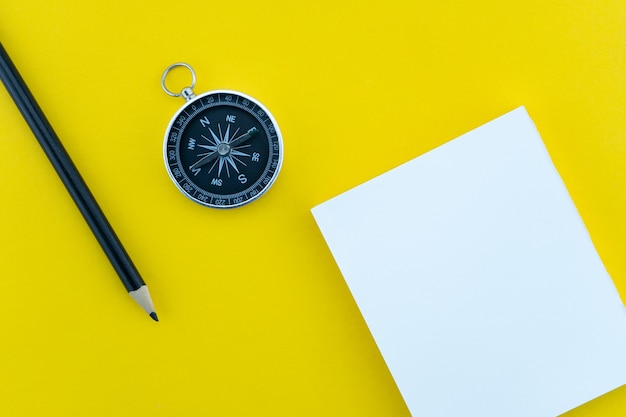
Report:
189,153,214,170
230,127,258,148
162,63,283,208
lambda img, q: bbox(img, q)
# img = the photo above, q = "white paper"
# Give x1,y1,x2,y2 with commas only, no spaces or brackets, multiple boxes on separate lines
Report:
312,107,626,416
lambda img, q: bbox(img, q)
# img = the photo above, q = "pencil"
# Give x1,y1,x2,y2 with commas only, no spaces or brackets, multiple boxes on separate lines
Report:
0,41,158,322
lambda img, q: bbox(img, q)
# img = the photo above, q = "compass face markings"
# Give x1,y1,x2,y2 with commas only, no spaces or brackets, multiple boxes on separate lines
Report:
229,127,241,144
225,155,239,175
217,124,223,142
207,158,220,175
231,153,249,164
224,124,231,143
218,157,226,177
164,90,283,208
207,128,221,145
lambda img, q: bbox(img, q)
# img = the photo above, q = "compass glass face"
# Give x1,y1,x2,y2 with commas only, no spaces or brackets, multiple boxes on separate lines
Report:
164,91,283,208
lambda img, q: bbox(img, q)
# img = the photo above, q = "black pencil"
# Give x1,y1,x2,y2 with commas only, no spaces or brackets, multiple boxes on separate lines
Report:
0,41,158,322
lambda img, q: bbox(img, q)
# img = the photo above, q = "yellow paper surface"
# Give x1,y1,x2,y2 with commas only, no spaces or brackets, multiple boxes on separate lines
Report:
0,1,625,416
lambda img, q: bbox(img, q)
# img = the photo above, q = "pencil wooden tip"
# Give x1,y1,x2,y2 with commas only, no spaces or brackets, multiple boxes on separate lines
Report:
129,285,157,320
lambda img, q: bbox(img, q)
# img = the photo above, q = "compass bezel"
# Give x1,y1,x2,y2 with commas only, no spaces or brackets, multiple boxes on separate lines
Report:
163,89,283,208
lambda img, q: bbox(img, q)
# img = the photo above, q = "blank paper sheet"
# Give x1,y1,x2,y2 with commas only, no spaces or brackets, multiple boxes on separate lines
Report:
312,107,626,416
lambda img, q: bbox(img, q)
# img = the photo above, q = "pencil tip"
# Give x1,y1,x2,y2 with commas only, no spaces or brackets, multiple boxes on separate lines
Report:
129,286,158,321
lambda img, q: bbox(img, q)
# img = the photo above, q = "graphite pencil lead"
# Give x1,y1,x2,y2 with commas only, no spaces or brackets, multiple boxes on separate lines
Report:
150,312,159,322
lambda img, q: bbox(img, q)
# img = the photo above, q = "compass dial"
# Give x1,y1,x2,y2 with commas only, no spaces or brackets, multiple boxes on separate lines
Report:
164,90,283,208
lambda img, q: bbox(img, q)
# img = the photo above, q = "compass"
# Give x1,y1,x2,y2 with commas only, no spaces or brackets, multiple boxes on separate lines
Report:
161,63,283,208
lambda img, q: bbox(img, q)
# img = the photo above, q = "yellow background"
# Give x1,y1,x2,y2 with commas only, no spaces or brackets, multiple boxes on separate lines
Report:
1,0,626,415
